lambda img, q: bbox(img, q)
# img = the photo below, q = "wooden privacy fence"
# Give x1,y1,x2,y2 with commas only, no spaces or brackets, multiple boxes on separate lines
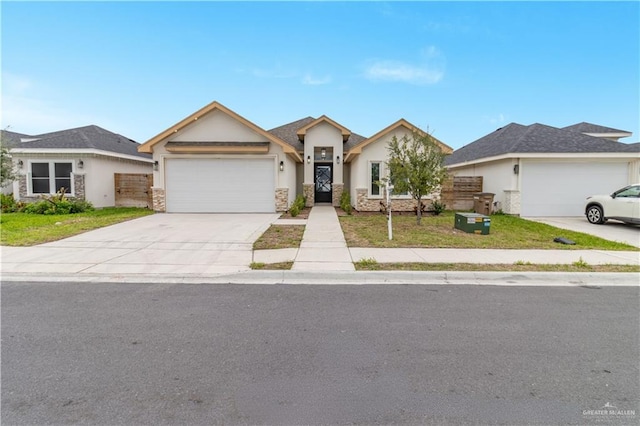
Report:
441,176,483,210
114,173,152,208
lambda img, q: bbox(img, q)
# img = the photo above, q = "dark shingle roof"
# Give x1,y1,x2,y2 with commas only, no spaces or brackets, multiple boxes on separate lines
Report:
268,117,367,152
268,117,315,151
1,130,31,147
563,122,631,135
446,123,638,165
8,125,151,159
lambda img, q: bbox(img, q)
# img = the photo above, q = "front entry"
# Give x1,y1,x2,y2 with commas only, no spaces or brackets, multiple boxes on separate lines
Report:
314,164,332,203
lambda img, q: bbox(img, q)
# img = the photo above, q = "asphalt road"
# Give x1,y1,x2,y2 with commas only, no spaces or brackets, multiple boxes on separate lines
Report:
2,282,639,425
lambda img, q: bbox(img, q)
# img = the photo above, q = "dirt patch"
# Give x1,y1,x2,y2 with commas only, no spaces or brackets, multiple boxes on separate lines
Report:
253,225,305,250
278,208,311,220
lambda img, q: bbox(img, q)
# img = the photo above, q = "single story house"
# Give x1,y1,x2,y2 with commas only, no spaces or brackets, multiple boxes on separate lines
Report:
5,126,153,208
445,122,639,217
137,101,453,213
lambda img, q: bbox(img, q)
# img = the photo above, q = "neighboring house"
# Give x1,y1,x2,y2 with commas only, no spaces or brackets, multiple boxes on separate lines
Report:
445,122,639,217
137,100,453,213
5,126,153,208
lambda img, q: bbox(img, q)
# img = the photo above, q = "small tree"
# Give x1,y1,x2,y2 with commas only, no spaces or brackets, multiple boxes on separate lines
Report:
0,132,17,188
387,130,448,225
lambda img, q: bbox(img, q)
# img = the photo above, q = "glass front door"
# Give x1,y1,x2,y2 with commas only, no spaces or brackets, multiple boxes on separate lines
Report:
314,164,332,203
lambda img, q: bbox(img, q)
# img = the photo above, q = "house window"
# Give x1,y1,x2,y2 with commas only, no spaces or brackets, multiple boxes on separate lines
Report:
30,162,74,195
370,162,381,196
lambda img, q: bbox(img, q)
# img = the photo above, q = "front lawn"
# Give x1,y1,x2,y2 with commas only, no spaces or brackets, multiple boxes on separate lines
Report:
253,225,305,250
339,212,638,251
0,208,154,246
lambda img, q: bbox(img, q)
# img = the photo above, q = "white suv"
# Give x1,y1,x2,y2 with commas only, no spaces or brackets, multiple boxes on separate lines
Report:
584,184,640,225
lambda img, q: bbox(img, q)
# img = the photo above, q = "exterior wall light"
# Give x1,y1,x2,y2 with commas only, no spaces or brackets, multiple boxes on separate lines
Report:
77,159,84,169
513,164,519,175
336,155,340,164
153,160,159,171
279,161,284,171
307,156,311,164
17,160,23,169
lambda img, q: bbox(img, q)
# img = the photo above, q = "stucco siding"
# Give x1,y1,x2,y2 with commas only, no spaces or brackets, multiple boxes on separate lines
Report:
303,122,344,184
82,157,153,208
448,159,514,211
173,109,268,143
11,154,152,208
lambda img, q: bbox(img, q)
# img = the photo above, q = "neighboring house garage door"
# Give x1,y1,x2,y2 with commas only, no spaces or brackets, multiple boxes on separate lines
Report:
521,162,628,217
165,158,275,213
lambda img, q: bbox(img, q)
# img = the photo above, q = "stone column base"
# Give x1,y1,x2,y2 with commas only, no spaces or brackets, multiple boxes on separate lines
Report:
152,187,166,212
275,188,289,212
303,184,314,207
332,183,344,207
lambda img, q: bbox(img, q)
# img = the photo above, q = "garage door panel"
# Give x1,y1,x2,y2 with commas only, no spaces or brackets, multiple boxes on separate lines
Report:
165,158,275,213
521,162,628,217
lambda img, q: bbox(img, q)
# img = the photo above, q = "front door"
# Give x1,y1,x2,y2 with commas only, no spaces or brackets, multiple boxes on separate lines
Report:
315,164,332,203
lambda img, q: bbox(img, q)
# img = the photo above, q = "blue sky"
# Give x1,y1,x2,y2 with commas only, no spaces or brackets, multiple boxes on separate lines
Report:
2,1,638,149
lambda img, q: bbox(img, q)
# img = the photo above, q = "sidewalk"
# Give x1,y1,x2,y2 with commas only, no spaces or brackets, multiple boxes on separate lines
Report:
1,206,638,285
253,207,640,267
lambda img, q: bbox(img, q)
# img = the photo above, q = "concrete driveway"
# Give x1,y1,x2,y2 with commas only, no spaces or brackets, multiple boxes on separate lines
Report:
525,216,640,248
1,213,280,276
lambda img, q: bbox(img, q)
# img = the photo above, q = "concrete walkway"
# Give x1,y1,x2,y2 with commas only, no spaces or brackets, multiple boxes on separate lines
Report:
292,205,354,271
253,207,640,267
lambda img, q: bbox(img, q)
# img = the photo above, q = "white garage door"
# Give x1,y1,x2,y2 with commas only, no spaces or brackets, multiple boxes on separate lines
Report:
165,158,275,213
521,162,628,216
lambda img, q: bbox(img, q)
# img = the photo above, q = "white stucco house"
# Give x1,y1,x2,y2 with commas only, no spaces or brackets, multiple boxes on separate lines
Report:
137,100,453,213
4,126,153,208
445,122,639,217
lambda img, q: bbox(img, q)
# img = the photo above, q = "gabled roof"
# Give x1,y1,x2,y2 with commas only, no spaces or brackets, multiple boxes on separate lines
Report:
6,125,151,160
268,117,367,152
268,117,316,151
563,122,631,136
345,119,453,162
295,115,351,142
446,122,638,166
137,101,301,161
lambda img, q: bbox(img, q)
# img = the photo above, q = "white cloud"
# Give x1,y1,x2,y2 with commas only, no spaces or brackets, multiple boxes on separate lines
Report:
364,46,445,85
488,113,506,125
365,61,443,85
302,73,332,86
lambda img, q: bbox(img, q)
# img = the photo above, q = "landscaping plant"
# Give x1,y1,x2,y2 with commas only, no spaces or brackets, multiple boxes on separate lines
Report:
387,130,448,225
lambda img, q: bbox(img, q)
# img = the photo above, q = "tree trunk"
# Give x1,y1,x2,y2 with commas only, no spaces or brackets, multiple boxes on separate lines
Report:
416,197,422,225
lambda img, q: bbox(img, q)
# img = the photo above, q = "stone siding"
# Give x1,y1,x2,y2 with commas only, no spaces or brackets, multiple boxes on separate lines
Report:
275,188,289,212
303,184,314,207
152,187,166,212
17,174,85,203
503,190,521,215
355,187,435,212
332,183,344,207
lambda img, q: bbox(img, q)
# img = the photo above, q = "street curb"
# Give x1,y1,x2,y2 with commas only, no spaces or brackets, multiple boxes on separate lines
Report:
2,270,638,286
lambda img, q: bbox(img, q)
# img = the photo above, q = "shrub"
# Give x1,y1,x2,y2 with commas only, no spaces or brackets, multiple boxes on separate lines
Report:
69,199,94,213
289,194,306,217
21,188,94,215
340,191,352,215
431,200,446,216
1,193,17,213
23,201,50,214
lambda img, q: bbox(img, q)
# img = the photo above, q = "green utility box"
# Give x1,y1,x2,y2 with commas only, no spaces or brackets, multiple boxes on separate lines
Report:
454,212,491,235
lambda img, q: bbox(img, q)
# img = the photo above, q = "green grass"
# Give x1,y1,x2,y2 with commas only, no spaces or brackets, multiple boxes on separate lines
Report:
354,260,640,273
0,208,154,246
250,261,294,270
253,225,305,250
340,212,638,251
